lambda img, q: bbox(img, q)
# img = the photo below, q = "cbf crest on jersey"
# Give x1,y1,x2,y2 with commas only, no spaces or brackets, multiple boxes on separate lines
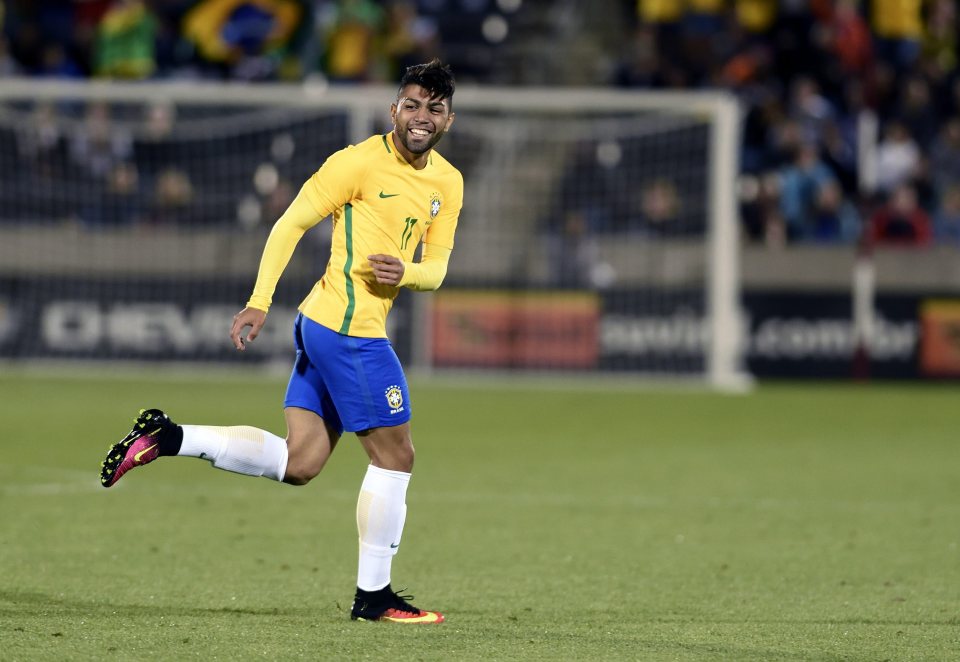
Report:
429,192,441,220
385,385,404,414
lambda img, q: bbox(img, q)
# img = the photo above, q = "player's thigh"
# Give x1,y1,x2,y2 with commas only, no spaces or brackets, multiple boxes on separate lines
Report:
284,313,345,434
299,316,412,433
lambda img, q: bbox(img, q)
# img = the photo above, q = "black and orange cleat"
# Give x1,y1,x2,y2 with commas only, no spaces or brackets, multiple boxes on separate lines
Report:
350,585,444,624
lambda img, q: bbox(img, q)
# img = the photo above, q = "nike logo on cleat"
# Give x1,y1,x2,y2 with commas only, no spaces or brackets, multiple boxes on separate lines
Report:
133,443,158,462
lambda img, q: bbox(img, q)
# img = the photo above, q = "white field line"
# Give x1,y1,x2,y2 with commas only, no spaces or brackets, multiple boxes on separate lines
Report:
3,464,955,516
0,465,102,496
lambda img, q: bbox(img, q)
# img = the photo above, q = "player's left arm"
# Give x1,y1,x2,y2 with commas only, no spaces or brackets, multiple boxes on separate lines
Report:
369,182,461,290
369,173,462,291
368,243,452,290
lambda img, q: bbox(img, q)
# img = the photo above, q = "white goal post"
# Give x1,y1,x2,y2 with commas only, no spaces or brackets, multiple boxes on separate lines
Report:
0,78,748,389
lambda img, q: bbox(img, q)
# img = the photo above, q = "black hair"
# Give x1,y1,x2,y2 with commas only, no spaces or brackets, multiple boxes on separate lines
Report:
398,59,455,108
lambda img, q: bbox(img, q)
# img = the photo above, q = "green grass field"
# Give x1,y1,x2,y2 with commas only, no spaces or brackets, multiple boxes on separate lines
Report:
1,370,958,661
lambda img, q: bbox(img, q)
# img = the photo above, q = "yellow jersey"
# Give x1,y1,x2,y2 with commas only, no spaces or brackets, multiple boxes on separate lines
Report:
871,0,924,39
247,132,464,338
638,0,684,24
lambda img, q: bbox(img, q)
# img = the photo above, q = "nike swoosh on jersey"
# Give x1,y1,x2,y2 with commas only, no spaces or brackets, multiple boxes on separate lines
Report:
379,191,400,198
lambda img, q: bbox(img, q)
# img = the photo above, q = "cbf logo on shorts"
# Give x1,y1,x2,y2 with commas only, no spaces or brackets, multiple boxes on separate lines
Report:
385,386,404,414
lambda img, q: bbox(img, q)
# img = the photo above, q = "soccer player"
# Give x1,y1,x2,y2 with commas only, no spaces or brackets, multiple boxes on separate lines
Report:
99,60,461,624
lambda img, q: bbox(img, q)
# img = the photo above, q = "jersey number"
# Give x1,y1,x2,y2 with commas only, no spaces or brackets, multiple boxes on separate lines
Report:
400,217,418,250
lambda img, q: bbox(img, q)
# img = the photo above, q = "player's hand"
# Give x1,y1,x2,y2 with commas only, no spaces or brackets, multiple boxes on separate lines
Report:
368,254,405,286
230,307,267,351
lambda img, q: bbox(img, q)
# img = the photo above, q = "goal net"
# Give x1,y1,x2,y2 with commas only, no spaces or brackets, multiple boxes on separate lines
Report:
0,80,747,388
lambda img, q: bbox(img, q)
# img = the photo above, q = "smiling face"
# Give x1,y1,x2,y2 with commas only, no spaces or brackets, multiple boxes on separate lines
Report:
390,84,455,168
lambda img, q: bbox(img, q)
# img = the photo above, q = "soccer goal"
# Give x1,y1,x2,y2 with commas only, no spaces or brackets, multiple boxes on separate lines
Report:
0,78,748,389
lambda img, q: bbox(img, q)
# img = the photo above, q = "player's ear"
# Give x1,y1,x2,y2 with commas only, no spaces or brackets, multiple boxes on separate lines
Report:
390,102,398,125
444,112,455,132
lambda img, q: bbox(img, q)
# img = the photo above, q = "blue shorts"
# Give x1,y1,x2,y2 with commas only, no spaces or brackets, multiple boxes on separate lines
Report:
284,313,411,435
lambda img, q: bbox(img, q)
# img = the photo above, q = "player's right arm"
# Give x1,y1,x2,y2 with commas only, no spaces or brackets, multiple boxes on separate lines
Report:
233,146,365,350
231,189,320,350
230,306,267,351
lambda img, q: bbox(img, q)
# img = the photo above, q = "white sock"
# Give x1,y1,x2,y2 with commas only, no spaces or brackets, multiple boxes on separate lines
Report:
179,424,288,481
356,465,411,591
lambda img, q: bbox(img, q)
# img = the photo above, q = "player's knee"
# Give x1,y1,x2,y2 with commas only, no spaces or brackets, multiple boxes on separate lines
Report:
397,441,415,472
377,440,415,473
283,455,324,485
283,442,329,485
360,425,415,472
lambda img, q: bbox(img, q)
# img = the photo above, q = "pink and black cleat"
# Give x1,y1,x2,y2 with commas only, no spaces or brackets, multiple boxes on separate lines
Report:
100,409,178,488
